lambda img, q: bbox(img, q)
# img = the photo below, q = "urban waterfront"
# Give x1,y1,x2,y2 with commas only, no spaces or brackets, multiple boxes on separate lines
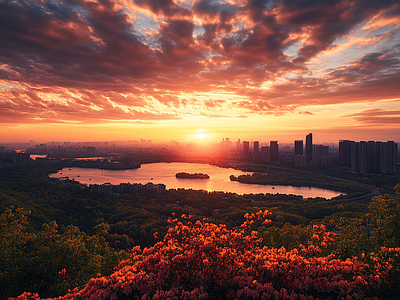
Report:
50,162,343,198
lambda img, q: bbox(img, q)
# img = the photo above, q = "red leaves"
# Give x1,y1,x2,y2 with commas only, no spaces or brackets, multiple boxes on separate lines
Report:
58,268,67,276
11,211,400,300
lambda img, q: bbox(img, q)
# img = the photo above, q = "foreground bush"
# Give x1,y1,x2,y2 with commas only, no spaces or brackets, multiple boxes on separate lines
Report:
11,210,400,300
0,208,127,300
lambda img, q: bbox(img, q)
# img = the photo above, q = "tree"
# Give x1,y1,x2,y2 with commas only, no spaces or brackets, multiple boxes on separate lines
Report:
367,183,400,248
0,207,128,300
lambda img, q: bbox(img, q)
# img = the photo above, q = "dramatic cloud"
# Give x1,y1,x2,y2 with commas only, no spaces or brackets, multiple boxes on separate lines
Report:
344,108,400,125
0,0,399,138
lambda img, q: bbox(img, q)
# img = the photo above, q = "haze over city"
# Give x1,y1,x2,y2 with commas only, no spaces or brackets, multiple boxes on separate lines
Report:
0,0,399,143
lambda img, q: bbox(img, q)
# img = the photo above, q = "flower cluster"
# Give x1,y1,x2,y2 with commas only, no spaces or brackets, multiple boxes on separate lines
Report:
11,211,400,300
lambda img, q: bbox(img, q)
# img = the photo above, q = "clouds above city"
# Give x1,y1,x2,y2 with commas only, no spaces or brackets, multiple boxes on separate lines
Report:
0,0,399,141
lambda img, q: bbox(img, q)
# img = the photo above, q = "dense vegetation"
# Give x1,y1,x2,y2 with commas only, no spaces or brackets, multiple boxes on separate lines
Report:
1,163,400,299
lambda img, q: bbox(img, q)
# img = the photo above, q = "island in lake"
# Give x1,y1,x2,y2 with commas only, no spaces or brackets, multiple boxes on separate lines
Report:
175,172,210,179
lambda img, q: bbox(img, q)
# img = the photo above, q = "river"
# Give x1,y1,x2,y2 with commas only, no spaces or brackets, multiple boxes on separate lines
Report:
50,162,343,199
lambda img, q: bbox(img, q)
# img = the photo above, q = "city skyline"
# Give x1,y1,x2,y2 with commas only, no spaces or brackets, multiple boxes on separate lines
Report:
1,0,400,143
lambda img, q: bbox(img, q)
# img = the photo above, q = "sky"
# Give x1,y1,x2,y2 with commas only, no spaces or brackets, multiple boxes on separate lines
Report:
0,0,399,144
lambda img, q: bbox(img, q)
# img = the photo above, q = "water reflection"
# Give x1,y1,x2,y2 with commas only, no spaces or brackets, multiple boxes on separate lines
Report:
50,162,343,199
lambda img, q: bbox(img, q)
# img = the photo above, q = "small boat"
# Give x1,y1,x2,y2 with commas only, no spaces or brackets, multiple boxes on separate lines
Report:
272,187,275,189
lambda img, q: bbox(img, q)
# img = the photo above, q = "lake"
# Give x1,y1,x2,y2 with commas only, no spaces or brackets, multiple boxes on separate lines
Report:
50,162,343,199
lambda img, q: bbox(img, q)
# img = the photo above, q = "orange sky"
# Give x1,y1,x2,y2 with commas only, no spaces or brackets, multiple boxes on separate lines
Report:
0,0,399,144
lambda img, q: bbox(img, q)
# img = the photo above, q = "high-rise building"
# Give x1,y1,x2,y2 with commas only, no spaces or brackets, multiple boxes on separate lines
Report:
236,139,241,153
314,145,329,157
380,141,397,174
294,140,303,155
253,141,259,153
270,141,279,162
340,140,397,174
306,133,312,161
295,155,308,167
242,141,249,157
339,140,352,168
358,141,367,173
350,141,358,172
260,146,270,162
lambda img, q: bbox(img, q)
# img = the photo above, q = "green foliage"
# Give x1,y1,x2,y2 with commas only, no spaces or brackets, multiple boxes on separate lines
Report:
0,207,128,300
367,183,400,248
260,223,313,250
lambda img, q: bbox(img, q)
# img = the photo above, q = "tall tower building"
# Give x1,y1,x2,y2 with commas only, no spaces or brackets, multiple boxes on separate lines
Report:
306,133,313,161
380,141,397,174
358,141,367,173
294,140,303,155
236,139,241,152
253,141,259,153
270,141,279,162
339,140,352,168
242,141,249,157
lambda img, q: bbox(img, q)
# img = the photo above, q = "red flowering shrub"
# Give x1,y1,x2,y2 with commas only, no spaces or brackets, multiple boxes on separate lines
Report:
10,210,400,300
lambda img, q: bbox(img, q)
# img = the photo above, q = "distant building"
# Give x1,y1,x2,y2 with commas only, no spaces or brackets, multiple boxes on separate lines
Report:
295,155,308,167
156,184,166,194
339,140,353,168
242,141,250,157
87,147,96,155
260,146,270,161
306,133,312,161
0,152,31,164
314,145,329,157
294,140,303,155
98,183,113,196
253,141,259,154
236,139,241,153
341,140,397,174
270,141,279,162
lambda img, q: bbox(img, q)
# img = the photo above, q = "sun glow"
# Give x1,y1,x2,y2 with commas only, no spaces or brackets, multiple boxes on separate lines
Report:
198,133,205,139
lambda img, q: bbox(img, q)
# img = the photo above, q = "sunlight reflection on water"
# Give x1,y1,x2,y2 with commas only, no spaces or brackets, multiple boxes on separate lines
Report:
50,162,343,199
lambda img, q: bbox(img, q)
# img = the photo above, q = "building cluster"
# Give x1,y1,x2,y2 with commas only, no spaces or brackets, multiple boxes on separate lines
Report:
220,133,336,168
0,151,31,164
339,140,397,174
91,182,166,196
293,133,334,167
221,138,280,162
1,137,398,174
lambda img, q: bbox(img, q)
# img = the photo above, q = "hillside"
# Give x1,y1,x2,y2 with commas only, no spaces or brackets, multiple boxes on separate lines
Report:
1,164,400,299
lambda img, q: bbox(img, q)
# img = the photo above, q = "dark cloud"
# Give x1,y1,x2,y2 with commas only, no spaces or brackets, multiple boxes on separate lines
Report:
326,51,400,81
133,0,193,19
343,108,400,125
0,0,399,124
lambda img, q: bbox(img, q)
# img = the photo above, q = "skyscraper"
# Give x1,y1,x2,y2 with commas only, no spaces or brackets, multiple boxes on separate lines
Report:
339,140,352,168
294,140,303,155
242,141,249,157
253,141,259,153
306,133,312,161
270,141,279,162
